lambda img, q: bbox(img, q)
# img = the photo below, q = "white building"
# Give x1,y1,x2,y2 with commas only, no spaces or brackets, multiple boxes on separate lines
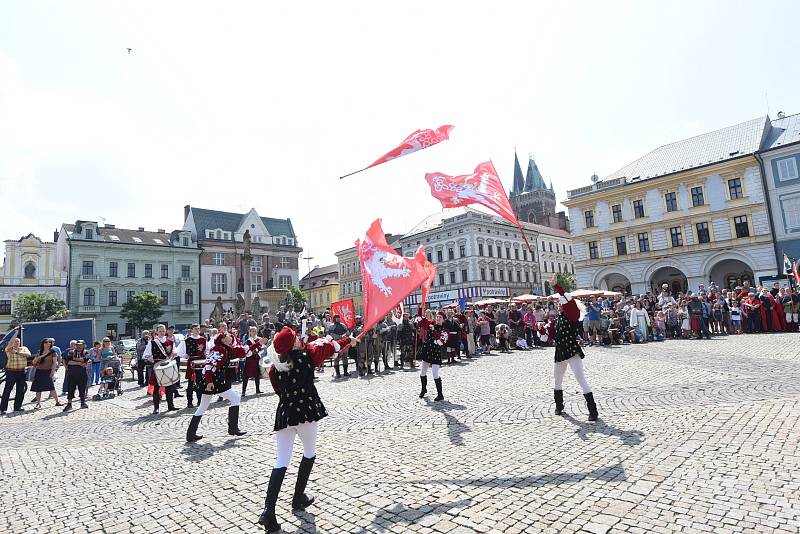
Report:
564,116,777,295
398,207,572,307
0,233,68,328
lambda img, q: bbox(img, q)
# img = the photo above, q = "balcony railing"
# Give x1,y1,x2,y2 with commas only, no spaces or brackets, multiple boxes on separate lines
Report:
80,274,100,281
567,177,627,199
178,277,196,283
77,305,98,313
180,303,199,312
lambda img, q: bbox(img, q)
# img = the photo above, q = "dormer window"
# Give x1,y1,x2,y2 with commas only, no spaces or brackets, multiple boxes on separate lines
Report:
85,228,94,240
182,236,189,247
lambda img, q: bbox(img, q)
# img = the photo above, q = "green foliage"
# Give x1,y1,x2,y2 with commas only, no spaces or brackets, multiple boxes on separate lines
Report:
285,285,306,310
556,272,577,292
120,292,163,333
11,294,69,325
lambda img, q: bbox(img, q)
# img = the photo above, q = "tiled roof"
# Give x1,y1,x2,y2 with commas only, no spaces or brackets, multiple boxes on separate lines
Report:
190,207,296,239
299,264,339,290
301,264,339,280
403,207,571,239
604,116,770,182
763,113,800,150
63,223,178,247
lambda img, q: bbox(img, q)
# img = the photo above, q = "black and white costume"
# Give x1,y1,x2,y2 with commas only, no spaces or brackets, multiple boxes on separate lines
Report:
416,313,448,401
178,334,208,408
143,336,177,414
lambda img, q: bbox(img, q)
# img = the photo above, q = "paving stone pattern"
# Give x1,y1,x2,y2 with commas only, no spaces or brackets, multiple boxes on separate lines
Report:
1,334,799,533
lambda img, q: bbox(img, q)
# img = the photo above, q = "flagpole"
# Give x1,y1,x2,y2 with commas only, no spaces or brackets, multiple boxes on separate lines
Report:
339,166,370,180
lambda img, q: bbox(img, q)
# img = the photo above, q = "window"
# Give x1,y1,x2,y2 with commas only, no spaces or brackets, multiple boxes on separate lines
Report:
182,237,189,247
109,235,119,241
279,257,290,269
426,252,432,263
525,271,530,283
437,250,443,263
550,262,555,272
109,261,118,277
459,245,466,257
82,261,94,275
584,210,595,228
438,273,445,285
523,249,528,261
251,275,263,292
181,265,190,279
212,273,227,293
24,262,35,279
615,236,627,256
278,275,292,288
478,243,484,256
132,237,141,243
480,268,486,281
449,271,456,284
144,264,153,278
557,263,562,273
696,222,710,244
461,269,468,282
185,289,194,305
569,246,572,255
490,269,496,281
499,270,505,281
665,192,678,212
588,241,599,260
691,186,704,207
161,264,169,279
612,204,623,223
777,157,799,180
514,249,519,260
108,291,117,306
488,245,493,258
541,242,546,252
516,270,521,282
213,252,225,266
549,242,553,252
106,324,117,339
0,300,10,315
251,256,262,272
782,196,800,230
506,247,511,259
448,248,454,260
160,291,169,305
637,233,650,252
127,263,136,277
85,228,93,240
728,178,743,200
633,199,645,218
126,291,135,303
670,227,683,247
734,216,750,238
83,288,95,306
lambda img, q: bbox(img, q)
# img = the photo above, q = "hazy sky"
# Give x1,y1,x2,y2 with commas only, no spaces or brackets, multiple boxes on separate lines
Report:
2,1,799,275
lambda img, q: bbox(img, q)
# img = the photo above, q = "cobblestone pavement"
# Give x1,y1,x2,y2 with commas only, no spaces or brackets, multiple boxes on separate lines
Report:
2,334,799,533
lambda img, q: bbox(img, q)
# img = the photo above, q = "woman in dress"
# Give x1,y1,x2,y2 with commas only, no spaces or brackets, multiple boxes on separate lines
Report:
415,309,448,401
550,275,598,422
257,326,353,532
242,326,264,396
30,338,62,409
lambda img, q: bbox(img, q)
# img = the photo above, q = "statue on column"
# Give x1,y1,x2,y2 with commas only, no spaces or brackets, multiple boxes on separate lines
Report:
242,229,253,313
210,296,226,324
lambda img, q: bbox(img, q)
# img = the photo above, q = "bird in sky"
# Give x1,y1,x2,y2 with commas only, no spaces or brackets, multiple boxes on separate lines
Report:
127,48,132,54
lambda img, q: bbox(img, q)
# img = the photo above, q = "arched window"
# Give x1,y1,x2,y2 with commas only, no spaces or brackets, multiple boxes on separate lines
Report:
83,288,96,306
215,230,222,239
24,261,36,279
184,289,194,305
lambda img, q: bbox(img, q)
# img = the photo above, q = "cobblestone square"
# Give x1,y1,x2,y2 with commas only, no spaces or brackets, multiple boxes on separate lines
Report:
2,334,799,533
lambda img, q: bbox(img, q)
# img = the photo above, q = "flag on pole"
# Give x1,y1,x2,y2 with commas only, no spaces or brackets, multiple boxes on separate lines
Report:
356,219,430,333
425,161,534,251
330,299,356,329
420,257,437,311
341,125,454,179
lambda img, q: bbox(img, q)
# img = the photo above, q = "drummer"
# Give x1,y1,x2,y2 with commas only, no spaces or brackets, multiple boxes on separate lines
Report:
142,323,178,414
178,324,208,408
242,326,264,396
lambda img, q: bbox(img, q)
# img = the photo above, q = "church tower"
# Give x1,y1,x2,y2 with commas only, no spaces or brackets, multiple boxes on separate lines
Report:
509,152,557,225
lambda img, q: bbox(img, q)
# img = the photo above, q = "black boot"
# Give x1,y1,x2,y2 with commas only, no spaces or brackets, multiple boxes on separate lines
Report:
152,390,160,414
584,392,599,422
258,467,286,532
166,388,178,412
342,364,348,377
186,415,203,442
554,390,564,416
419,376,427,398
255,378,261,394
434,378,444,401
186,383,194,408
292,456,316,510
228,405,247,436
242,378,248,396
335,363,341,378
383,356,390,371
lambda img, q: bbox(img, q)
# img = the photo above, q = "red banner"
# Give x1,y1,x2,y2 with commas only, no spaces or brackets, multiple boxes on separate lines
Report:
330,299,356,329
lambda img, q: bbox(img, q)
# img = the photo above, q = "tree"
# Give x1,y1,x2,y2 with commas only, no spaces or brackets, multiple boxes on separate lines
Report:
556,272,577,292
11,294,69,325
120,292,163,334
285,285,306,310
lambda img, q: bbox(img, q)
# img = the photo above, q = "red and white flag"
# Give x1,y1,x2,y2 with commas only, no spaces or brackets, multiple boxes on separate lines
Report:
341,125,454,178
356,219,430,333
425,161,533,250
330,299,356,329
420,257,437,310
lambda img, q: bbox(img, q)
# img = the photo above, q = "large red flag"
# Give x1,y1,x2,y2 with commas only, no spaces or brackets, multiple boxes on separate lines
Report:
329,299,356,329
425,161,533,250
420,258,437,310
341,125,454,178
356,219,430,334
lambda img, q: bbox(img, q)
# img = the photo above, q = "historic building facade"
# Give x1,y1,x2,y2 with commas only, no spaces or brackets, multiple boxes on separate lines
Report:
0,234,68,329
335,233,401,317
509,152,570,231
299,264,339,314
182,206,301,319
55,222,200,339
564,115,778,295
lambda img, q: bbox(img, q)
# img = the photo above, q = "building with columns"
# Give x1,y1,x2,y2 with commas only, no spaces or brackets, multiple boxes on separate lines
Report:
0,234,68,329
564,115,779,295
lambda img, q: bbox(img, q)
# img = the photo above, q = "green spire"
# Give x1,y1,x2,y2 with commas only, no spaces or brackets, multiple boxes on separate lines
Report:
524,154,546,191
512,152,524,194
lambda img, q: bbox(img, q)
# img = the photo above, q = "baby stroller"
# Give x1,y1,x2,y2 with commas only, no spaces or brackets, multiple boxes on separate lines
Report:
92,357,124,400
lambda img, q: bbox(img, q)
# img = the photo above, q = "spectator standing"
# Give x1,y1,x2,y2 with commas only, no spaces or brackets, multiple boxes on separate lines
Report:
136,330,151,386
30,338,61,409
1,327,30,415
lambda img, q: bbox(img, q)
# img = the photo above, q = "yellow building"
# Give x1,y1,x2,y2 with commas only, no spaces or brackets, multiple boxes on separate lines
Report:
334,234,401,316
299,264,339,314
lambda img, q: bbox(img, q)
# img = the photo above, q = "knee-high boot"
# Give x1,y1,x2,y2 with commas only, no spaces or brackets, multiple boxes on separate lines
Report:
334,362,341,378
584,392,598,422
186,381,194,408
383,354,390,372
292,456,316,510
165,386,177,411
419,376,427,398
227,405,247,436
255,377,261,394
241,377,248,396
186,415,203,442
434,378,444,401
258,467,286,532
554,389,564,415
152,389,160,414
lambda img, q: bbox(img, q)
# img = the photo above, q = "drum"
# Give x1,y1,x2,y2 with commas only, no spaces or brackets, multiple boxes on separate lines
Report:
153,359,179,387
259,355,272,379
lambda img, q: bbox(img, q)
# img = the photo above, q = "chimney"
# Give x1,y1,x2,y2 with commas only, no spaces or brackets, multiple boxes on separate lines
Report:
138,227,145,232
184,205,191,220
157,229,165,234
777,111,786,119
54,229,59,242
104,224,115,229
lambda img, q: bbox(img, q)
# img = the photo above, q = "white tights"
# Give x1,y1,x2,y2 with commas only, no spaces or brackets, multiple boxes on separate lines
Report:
275,421,318,468
419,361,440,379
553,355,592,394
194,388,240,417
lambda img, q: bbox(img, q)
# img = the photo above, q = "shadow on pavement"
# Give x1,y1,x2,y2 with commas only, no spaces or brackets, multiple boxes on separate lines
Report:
562,414,645,446
181,438,245,462
425,399,469,446
353,498,473,534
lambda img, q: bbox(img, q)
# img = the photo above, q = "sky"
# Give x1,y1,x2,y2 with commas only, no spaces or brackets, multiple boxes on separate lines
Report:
2,1,799,276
